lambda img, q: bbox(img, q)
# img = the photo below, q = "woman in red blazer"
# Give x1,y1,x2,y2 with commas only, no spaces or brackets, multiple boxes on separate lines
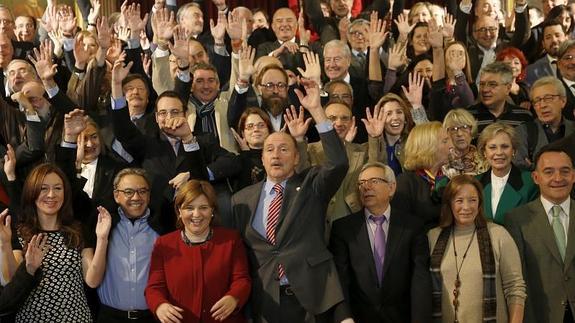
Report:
145,180,251,323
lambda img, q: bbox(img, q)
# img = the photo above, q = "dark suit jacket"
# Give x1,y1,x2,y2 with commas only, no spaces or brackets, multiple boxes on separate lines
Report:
525,56,555,87
476,165,539,224
329,207,431,323
111,106,208,219
0,262,39,315
558,76,575,121
394,171,441,231
231,129,349,322
256,40,305,73
504,199,575,323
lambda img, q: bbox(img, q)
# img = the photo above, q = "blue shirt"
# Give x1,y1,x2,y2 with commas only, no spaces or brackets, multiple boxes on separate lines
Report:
97,207,159,310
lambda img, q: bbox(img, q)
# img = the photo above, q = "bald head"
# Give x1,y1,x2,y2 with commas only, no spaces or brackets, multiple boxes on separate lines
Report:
272,8,297,42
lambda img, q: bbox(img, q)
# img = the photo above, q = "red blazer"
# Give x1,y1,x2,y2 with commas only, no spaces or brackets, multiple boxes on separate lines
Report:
145,227,251,323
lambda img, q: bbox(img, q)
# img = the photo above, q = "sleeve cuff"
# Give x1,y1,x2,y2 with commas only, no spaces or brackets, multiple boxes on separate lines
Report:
25,113,41,122
315,121,334,133
153,47,170,58
177,70,191,83
45,86,60,99
61,141,78,148
182,142,200,152
234,84,249,94
515,3,527,13
63,37,75,51
127,38,141,49
111,96,127,110
214,44,230,56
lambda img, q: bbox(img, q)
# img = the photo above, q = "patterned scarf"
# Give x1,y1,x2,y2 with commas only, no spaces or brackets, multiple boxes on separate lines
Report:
416,168,445,191
189,95,218,138
430,221,496,322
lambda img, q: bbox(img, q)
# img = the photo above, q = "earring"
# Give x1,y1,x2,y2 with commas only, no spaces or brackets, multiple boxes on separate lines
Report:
211,214,214,218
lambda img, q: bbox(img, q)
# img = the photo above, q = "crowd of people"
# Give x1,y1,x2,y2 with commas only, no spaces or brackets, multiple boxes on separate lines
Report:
0,0,574,322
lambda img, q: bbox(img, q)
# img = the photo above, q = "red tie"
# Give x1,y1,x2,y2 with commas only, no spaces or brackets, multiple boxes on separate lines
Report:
266,183,285,279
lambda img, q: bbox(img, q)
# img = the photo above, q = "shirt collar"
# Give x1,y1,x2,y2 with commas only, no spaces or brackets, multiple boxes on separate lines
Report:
540,195,571,215
277,37,296,45
364,204,391,221
490,168,511,184
264,179,288,194
117,206,151,222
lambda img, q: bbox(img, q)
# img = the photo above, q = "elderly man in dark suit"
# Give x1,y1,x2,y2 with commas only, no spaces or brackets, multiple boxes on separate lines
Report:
556,40,575,121
505,147,575,323
231,79,351,323
329,162,431,322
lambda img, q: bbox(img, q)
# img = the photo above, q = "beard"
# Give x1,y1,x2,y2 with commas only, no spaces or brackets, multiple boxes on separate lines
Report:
262,94,288,117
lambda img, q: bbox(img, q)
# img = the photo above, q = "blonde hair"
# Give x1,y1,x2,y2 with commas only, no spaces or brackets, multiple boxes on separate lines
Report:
404,121,443,170
477,122,518,159
443,108,478,137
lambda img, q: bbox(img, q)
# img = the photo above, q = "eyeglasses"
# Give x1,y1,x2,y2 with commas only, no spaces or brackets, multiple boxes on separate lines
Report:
156,109,184,118
327,115,351,122
115,188,150,198
474,27,498,34
349,31,366,38
357,177,388,187
329,93,352,100
531,94,563,106
260,82,288,91
245,122,268,130
561,54,575,61
446,124,472,134
478,81,508,89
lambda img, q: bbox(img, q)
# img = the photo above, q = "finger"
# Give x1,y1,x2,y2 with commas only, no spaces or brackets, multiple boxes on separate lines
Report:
365,107,372,120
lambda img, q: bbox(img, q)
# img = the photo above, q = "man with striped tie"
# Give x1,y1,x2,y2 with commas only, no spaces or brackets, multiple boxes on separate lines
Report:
231,78,352,323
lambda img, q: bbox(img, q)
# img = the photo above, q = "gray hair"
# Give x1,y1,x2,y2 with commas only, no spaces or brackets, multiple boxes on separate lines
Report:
177,3,201,23
480,61,513,85
113,168,151,189
347,18,369,35
359,162,396,184
530,76,567,100
323,39,352,59
324,79,354,96
558,39,575,60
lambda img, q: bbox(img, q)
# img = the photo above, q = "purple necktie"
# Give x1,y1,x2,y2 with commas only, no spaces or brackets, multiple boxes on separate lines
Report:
370,215,387,284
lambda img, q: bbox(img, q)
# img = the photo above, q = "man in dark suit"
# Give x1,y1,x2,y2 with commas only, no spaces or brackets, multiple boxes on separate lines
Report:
231,79,351,323
556,40,575,121
525,20,566,86
505,147,575,323
330,162,431,322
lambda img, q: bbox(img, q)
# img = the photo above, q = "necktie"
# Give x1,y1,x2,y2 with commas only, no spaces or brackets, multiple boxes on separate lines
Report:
551,205,567,261
266,183,285,279
370,215,387,284
357,52,367,65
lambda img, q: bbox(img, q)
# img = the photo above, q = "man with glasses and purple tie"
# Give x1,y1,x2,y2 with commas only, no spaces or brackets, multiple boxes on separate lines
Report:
329,162,431,322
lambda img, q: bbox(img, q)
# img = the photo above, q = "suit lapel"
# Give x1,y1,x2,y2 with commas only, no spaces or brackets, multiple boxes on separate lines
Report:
495,184,522,223
564,200,575,272
245,181,269,243
382,210,404,279
528,201,564,264
355,214,380,289
275,176,301,243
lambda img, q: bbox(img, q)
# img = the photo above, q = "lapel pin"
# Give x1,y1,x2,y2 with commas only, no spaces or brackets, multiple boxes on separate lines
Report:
296,186,301,192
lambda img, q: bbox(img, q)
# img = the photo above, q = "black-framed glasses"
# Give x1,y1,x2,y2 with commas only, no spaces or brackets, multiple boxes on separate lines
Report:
531,94,563,106
447,124,472,134
474,27,498,34
115,188,150,198
358,177,388,187
260,82,288,91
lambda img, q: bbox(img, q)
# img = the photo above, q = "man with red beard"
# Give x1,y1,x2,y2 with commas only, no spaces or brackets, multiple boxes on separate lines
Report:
526,20,567,86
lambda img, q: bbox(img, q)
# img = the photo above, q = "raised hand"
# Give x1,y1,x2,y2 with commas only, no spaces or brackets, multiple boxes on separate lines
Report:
140,30,151,49
344,117,357,143
226,12,243,41
394,13,416,38
153,8,176,42
58,5,78,36
28,40,58,81
230,128,250,151
169,25,190,63
41,4,59,33
111,51,134,87
338,17,350,42
95,206,112,240
362,106,385,138
3,144,16,182
272,41,299,57
442,11,456,39
294,78,321,112
211,0,228,11
97,16,112,49
238,45,256,81
74,34,91,68
156,303,184,323
125,3,149,35
297,51,321,84
211,295,238,321
106,37,123,64
169,172,191,190
87,0,101,25
210,11,227,44
427,18,444,49
368,11,388,49
76,131,86,168
48,30,64,57
141,52,151,78
63,108,88,142
284,105,312,142
162,116,193,140
24,233,49,275
0,209,12,247
401,72,425,107
388,42,407,71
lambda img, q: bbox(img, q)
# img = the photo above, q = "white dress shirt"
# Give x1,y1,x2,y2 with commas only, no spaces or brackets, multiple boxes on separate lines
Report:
81,158,99,199
364,205,391,253
491,170,510,216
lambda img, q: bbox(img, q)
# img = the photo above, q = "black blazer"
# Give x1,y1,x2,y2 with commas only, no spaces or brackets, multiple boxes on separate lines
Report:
329,207,431,323
0,262,39,315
